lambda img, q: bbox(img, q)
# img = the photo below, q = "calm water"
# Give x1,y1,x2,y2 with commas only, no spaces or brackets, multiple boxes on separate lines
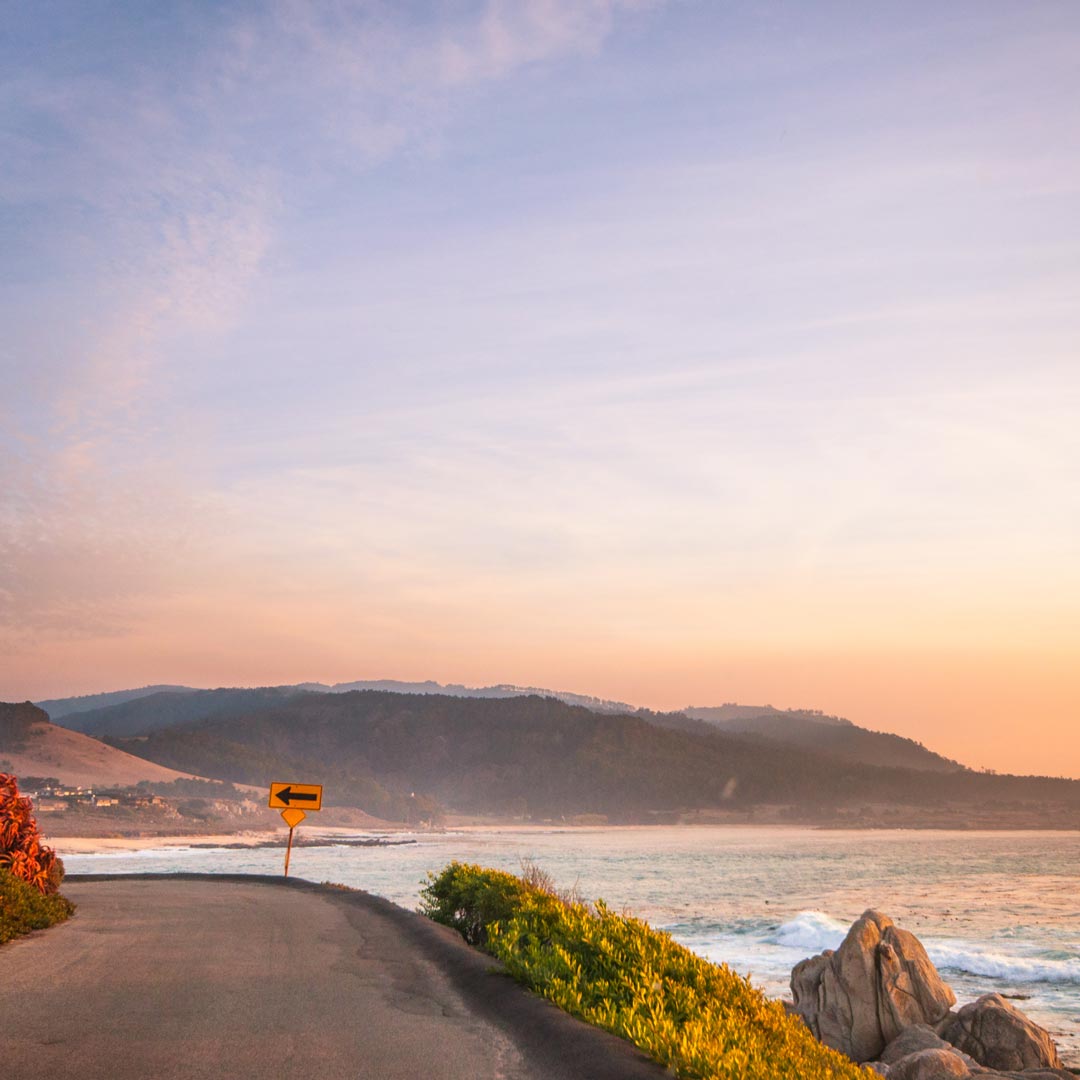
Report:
63,826,1080,1065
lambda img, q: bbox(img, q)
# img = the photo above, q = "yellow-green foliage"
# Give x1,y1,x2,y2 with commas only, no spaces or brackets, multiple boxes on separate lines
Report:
420,862,870,1080
0,868,75,945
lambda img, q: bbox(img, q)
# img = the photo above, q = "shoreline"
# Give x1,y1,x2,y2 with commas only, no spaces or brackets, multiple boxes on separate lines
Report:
48,820,1080,856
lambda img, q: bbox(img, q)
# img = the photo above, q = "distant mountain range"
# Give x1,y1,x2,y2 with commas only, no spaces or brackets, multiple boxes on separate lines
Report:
40,679,637,735
33,681,958,774
8,688,1080,825
89,690,1080,824
35,685,195,721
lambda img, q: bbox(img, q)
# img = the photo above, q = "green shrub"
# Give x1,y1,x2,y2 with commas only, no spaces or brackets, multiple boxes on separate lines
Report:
420,862,870,1080
0,867,75,945
419,861,533,946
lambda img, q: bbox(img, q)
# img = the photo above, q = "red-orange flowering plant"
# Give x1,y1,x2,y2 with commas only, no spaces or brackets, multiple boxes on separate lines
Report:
0,773,63,894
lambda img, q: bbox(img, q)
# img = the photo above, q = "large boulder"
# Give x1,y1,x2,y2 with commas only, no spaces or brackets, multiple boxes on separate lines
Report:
791,910,956,1062
880,1025,977,1068
888,1049,972,1080
941,994,1064,1072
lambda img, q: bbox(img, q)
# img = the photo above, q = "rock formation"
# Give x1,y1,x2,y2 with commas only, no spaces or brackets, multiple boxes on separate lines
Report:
887,1048,972,1080
942,994,1064,1073
791,909,956,1062
879,1024,979,1069
789,911,1071,1080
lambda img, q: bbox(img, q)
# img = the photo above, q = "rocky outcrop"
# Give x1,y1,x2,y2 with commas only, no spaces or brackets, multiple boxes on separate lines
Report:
941,995,1064,1073
865,1053,1074,1080
888,1048,972,1080
791,909,956,1062
879,1024,978,1068
790,913,1071,1080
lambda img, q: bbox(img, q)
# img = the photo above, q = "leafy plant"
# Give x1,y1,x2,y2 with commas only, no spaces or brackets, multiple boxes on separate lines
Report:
419,860,533,946
0,868,75,944
0,773,64,894
421,862,871,1080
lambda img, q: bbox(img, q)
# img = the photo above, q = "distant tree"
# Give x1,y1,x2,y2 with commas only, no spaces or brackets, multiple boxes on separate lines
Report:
0,774,64,894
17,776,61,791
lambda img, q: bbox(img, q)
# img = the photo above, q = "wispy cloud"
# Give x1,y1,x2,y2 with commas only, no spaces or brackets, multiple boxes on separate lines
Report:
2,0,659,638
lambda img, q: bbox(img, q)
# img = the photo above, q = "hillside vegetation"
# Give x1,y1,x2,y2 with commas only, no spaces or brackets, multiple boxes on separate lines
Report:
34,685,194,722
47,680,637,737
681,707,960,772
51,685,963,775
48,686,308,737
421,863,870,1080
101,691,1080,823
0,702,46,749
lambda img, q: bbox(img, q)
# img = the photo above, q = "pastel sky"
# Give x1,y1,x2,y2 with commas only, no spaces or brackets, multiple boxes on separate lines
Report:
2,1,1078,777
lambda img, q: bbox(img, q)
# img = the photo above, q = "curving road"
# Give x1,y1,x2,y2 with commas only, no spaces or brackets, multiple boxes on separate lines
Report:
0,874,665,1080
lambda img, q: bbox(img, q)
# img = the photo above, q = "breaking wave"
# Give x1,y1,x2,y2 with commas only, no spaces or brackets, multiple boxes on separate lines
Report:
928,944,1080,985
766,911,849,952
765,912,1080,985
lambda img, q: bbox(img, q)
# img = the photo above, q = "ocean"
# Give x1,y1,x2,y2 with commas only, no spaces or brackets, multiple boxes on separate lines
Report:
62,826,1080,1066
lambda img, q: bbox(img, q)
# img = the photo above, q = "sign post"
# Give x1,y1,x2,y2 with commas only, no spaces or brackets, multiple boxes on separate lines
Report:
268,783,323,877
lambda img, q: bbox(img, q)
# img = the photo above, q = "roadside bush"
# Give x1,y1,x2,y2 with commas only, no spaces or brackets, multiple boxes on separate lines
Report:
0,868,75,944
421,862,870,1080
418,861,532,946
0,773,64,894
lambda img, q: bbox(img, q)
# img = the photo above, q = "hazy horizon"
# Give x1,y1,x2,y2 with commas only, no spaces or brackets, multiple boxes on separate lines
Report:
3,2,1078,777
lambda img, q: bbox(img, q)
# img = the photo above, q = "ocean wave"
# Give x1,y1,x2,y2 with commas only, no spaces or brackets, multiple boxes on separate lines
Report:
928,944,1080,985
761,913,1080,986
765,911,849,952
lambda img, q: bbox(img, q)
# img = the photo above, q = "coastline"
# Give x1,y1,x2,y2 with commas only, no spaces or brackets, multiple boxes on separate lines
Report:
48,820,1080,857
47,825,411,855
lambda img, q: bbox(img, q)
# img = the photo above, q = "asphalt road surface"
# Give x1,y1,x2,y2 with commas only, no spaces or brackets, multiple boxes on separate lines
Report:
1,874,665,1080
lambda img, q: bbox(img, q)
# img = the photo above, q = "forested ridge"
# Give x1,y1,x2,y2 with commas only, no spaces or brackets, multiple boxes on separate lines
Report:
103,691,1080,821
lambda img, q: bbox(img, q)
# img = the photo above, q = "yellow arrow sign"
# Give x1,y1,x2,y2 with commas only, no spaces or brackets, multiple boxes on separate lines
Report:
268,782,323,811
280,807,306,828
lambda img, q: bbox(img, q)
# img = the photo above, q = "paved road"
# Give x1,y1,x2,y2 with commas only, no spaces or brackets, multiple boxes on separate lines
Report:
1,875,665,1080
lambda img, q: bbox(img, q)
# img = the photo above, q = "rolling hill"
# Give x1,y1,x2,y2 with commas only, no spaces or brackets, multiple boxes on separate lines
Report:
683,706,961,772
0,702,201,788
99,691,1080,825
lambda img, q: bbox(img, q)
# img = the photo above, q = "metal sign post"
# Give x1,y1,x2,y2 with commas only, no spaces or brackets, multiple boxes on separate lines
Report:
280,807,306,876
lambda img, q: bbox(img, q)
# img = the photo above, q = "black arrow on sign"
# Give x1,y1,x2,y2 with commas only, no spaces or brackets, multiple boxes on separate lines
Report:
276,786,318,805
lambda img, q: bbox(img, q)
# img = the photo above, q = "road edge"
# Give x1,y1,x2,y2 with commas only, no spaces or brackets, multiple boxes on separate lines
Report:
66,873,667,1080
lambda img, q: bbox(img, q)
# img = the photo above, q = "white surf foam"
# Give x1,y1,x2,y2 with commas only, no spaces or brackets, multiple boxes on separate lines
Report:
765,911,850,953
757,912,1080,986
928,944,1080,985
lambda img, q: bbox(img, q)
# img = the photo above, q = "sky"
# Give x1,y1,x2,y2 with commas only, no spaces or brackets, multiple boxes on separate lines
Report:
2,1,1078,777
